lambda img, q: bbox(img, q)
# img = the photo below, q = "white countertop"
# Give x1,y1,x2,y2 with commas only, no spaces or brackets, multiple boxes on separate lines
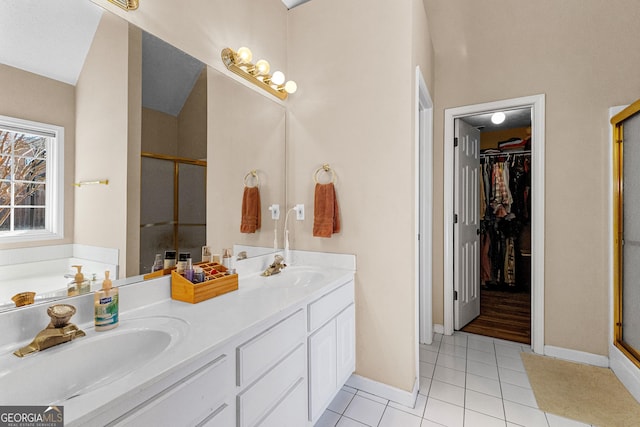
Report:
0,252,355,426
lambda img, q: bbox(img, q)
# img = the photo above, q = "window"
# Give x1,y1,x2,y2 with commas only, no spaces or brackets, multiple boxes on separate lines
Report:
0,115,64,242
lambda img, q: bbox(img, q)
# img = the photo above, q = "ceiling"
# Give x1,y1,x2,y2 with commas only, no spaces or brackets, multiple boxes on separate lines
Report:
0,1,204,117
281,0,312,9
142,32,205,117
0,0,103,85
461,108,531,132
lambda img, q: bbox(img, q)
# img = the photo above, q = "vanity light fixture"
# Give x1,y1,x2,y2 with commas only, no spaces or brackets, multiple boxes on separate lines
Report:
221,47,297,100
107,0,139,11
491,112,506,125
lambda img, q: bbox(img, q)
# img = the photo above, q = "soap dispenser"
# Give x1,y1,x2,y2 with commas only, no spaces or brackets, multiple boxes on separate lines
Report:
68,265,91,296
94,271,119,331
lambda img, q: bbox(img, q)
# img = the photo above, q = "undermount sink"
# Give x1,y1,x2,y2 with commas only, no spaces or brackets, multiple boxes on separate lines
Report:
261,266,330,287
0,316,188,405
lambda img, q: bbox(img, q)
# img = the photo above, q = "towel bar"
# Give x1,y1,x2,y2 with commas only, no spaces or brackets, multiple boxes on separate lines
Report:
313,164,336,184
244,170,259,187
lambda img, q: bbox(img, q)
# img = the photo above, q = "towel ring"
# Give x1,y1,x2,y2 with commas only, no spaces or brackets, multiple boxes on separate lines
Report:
313,164,336,184
244,170,259,188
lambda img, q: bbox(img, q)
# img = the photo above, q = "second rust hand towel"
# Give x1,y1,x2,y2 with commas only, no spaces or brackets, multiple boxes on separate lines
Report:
313,183,340,237
240,186,261,233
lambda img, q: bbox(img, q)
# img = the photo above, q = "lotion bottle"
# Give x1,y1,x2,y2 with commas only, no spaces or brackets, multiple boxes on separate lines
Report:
94,271,119,331
68,265,90,296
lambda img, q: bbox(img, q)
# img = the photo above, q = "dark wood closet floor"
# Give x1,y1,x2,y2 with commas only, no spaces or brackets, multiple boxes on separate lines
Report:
461,288,531,344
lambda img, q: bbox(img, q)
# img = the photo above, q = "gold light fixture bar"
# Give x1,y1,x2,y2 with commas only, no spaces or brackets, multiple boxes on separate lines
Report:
107,0,139,11
221,47,296,101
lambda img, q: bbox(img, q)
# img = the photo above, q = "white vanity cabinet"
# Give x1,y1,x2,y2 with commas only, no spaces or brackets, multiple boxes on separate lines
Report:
236,309,308,427
111,350,235,427
307,280,355,424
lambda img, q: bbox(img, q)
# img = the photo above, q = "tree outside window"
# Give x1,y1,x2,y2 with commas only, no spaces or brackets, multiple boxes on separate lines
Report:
0,129,48,232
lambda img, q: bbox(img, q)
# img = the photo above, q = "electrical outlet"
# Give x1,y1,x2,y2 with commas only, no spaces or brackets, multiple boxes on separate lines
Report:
269,204,280,220
295,204,304,220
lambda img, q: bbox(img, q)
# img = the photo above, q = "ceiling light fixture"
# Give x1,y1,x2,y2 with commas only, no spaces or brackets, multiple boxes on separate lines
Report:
491,112,506,125
107,0,139,11
221,47,297,100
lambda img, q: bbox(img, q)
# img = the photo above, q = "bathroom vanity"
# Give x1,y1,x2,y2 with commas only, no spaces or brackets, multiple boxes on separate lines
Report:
0,251,355,427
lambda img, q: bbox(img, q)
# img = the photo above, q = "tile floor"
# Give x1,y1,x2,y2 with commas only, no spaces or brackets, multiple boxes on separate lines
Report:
315,332,596,427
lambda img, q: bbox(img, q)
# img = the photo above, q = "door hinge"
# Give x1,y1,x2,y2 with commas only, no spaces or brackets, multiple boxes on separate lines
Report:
418,233,421,241
454,214,458,224
454,290,458,301
454,137,459,147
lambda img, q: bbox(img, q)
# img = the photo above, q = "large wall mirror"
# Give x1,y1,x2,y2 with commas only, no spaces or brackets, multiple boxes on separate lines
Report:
0,0,286,312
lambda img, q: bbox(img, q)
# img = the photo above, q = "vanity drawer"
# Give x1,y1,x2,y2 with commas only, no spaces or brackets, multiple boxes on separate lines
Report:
256,377,307,427
237,344,306,427
236,309,305,387
114,353,233,427
308,280,354,332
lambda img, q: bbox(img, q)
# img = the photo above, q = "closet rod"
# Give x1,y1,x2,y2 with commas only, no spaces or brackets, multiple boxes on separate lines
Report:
480,149,531,158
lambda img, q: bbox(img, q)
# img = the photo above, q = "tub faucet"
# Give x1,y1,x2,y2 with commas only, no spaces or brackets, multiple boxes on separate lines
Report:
262,254,287,276
13,304,85,357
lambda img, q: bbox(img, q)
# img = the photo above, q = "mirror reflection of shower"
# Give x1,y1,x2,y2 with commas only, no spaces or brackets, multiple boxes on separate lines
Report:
139,31,207,274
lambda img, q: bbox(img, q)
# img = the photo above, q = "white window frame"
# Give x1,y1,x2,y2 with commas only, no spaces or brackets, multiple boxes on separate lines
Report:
0,114,64,243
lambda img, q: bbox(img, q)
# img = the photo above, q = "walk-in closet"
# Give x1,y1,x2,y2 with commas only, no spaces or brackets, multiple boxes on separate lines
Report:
456,108,532,344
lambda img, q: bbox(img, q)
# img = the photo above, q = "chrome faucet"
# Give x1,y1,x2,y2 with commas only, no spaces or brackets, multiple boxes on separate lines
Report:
13,304,85,357
261,254,287,276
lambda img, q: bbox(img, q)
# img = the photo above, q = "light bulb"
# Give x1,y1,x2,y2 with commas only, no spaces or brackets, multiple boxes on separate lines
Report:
271,71,285,86
284,80,297,94
237,47,252,64
255,59,270,75
491,112,506,125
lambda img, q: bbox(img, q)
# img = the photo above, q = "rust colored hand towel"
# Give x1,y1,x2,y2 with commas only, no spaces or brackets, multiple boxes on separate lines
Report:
240,186,261,233
313,183,341,238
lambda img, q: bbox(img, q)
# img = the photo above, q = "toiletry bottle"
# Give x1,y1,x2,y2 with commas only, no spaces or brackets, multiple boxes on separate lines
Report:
177,252,190,275
222,248,232,269
152,254,163,272
164,250,177,269
95,271,119,331
68,265,91,296
184,258,194,282
193,266,205,283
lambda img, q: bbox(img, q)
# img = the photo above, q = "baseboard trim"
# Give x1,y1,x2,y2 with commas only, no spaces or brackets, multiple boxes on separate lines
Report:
434,324,445,335
543,345,609,367
610,344,640,403
346,374,418,408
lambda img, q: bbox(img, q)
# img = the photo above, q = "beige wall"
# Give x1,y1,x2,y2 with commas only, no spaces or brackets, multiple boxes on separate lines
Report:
178,68,207,160
75,12,130,275
91,0,287,94
288,0,434,392
425,0,640,356
126,25,142,277
207,68,286,254
142,108,178,156
141,68,207,159
0,64,76,249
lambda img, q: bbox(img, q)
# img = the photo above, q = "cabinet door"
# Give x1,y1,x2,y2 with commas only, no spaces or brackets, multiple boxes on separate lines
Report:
308,320,337,423
336,304,356,386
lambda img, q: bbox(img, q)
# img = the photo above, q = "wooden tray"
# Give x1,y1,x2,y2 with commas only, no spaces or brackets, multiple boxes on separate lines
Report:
143,266,175,280
171,262,238,304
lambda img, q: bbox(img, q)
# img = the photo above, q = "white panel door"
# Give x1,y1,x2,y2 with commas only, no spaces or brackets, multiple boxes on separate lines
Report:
308,320,337,423
454,119,481,329
336,304,356,386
